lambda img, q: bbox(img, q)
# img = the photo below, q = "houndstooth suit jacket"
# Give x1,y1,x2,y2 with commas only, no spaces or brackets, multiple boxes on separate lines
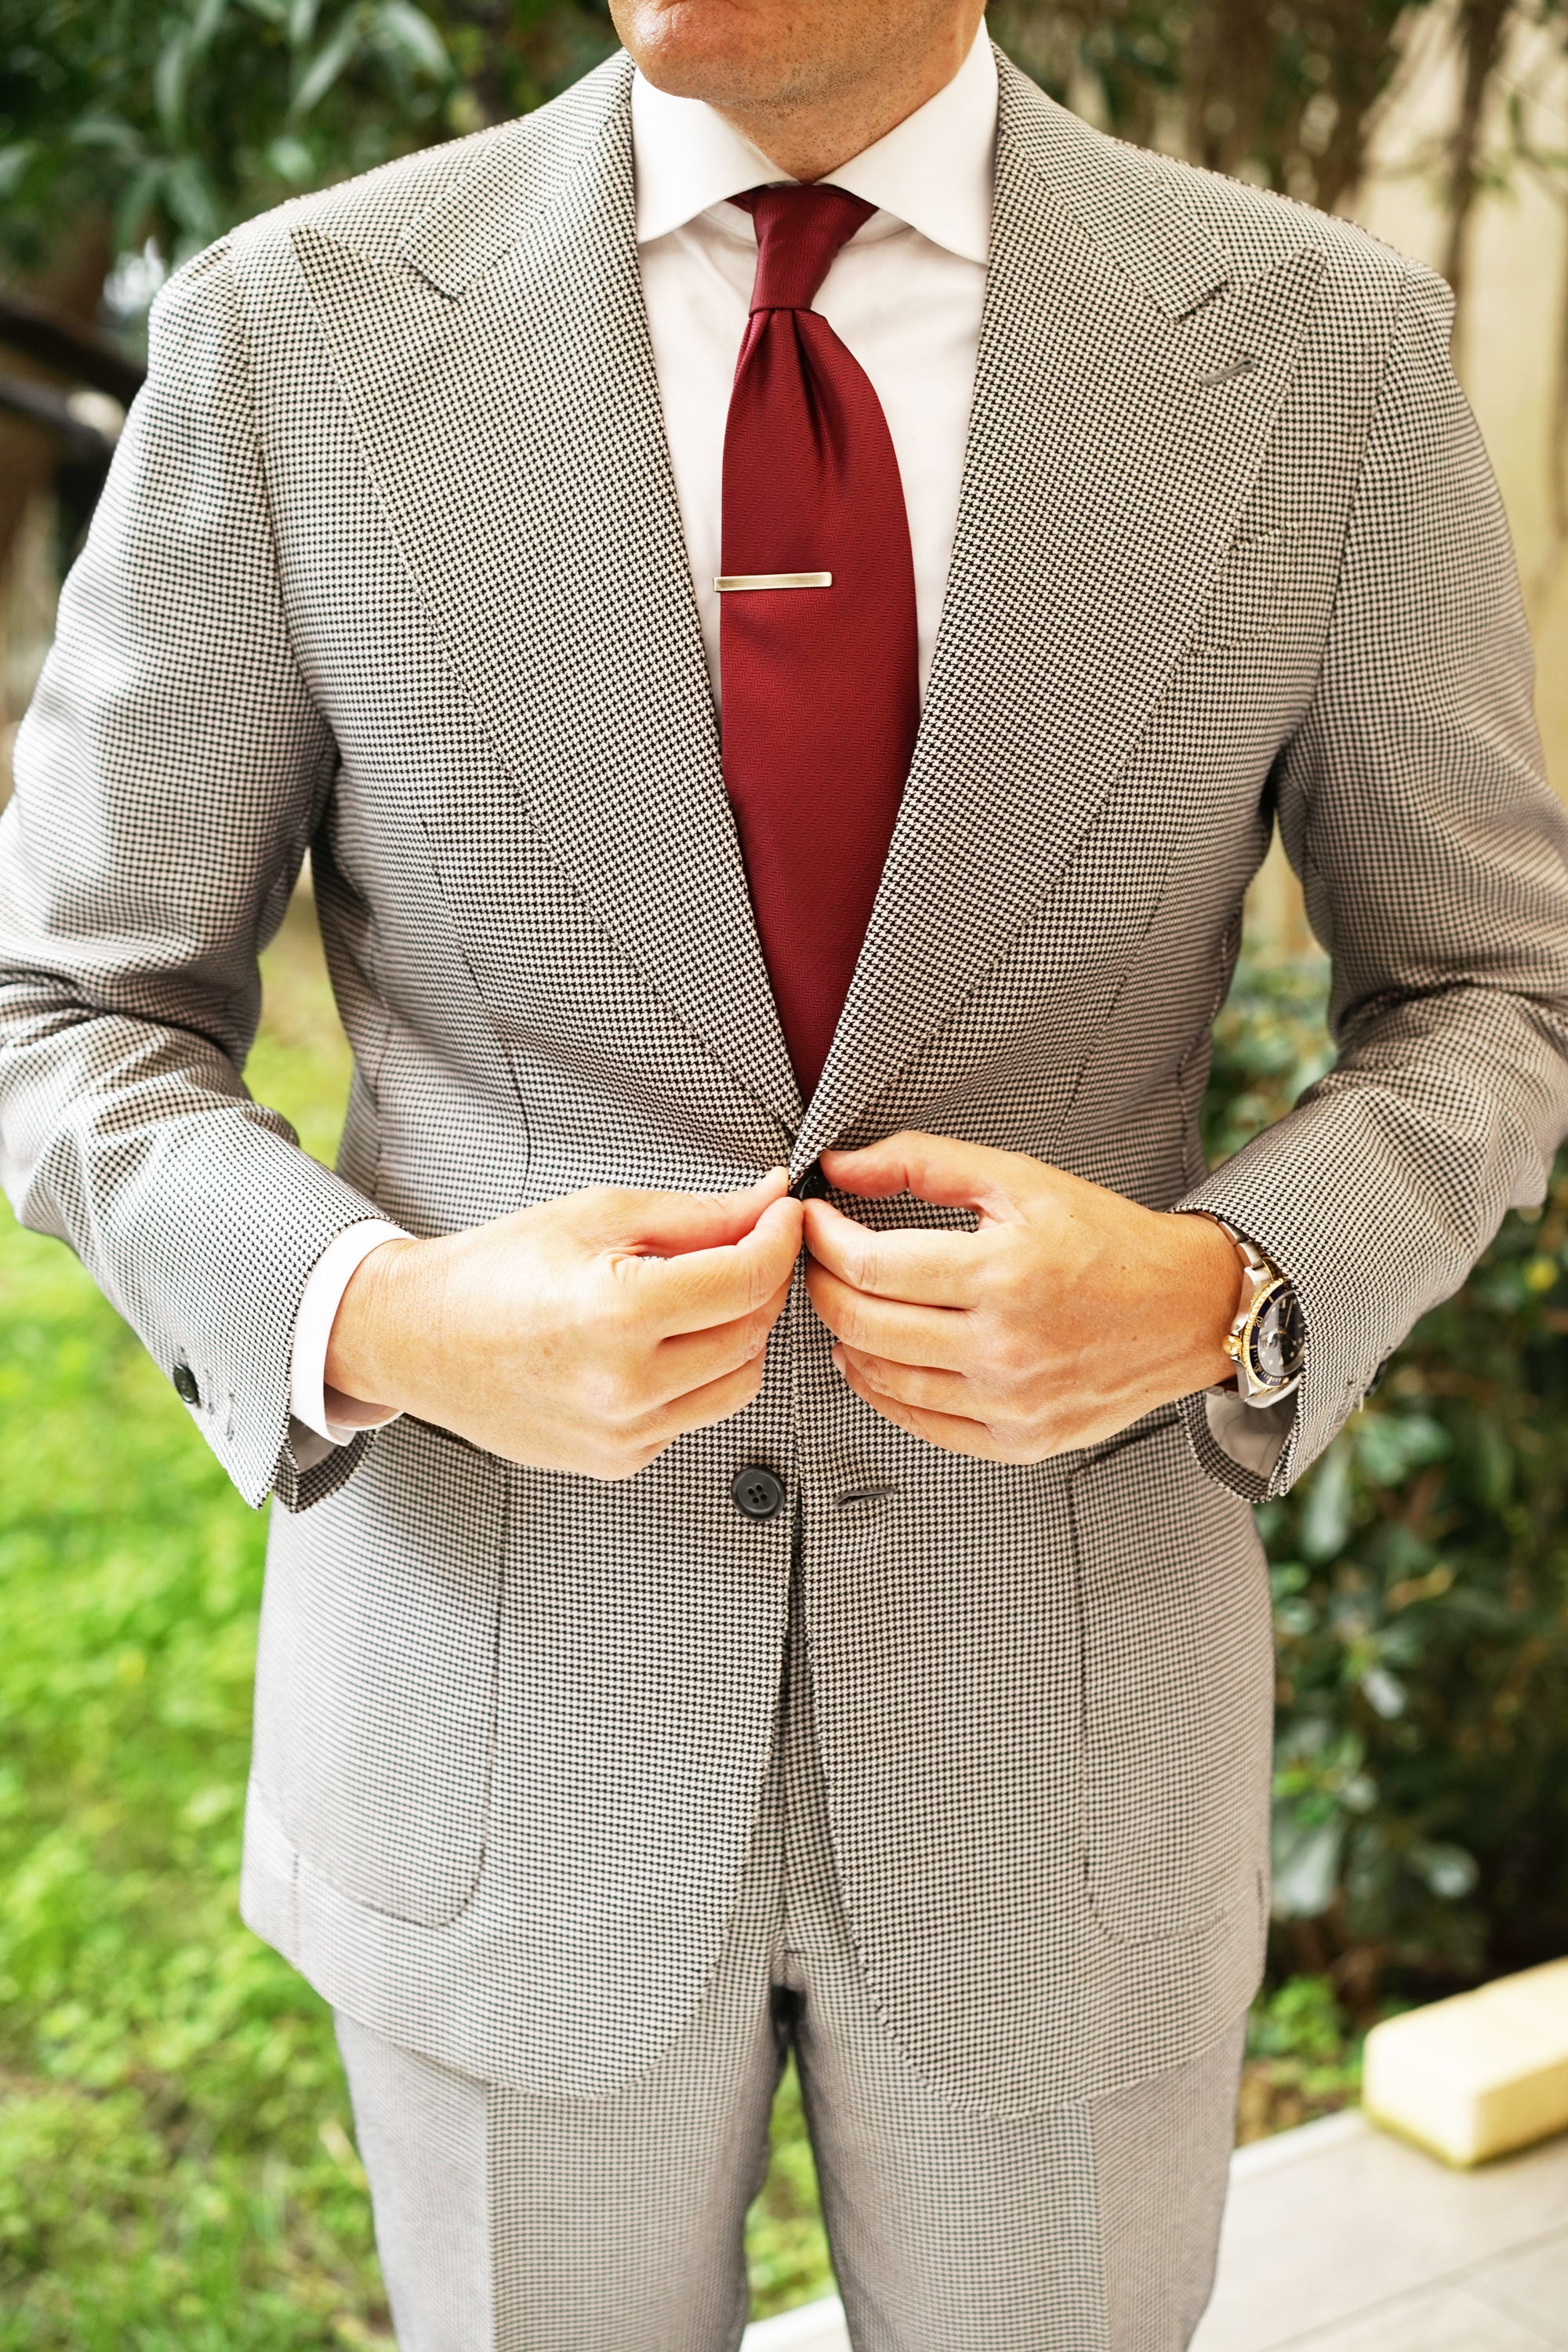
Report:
4,47,1568,2111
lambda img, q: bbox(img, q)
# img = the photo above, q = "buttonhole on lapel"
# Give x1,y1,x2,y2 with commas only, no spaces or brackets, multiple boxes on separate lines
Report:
836,1484,897,1511
1196,351,1261,389
1230,521,1299,548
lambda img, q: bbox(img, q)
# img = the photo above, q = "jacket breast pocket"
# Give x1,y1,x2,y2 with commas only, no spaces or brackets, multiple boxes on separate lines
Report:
1189,526,1301,648
253,1417,506,1928
1070,1418,1273,1944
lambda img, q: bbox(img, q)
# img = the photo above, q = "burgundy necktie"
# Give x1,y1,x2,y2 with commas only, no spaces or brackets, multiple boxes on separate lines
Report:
720,186,920,1098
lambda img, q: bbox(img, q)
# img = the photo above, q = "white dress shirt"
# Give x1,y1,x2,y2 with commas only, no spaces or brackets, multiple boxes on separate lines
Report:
636,27,995,701
288,28,1286,1479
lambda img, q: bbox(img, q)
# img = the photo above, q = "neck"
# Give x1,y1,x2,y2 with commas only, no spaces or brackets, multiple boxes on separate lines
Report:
715,9,983,182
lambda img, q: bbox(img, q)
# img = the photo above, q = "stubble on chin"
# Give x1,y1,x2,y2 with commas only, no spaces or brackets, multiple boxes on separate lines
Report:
610,0,886,111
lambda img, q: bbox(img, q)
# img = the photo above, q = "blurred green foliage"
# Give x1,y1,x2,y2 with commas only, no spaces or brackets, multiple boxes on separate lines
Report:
1207,946,1568,2009
0,0,618,275
744,2060,833,2320
1237,1973,1363,2141
991,0,1439,212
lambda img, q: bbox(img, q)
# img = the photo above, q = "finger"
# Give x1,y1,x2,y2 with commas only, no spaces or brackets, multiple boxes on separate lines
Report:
583,1167,792,1256
834,1348,1015,1461
819,1131,1026,1222
804,1259,970,1370
833,1344,976,1417
626,1193,805,1338
643,1276,793,1406
636,1353,771,1444
802,1196,982,1305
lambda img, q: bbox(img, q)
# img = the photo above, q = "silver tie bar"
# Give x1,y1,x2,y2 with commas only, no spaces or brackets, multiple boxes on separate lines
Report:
713,572,833,592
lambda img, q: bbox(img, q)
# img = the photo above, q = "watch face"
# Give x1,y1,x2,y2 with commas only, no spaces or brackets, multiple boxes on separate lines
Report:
1248,1282,1306,1387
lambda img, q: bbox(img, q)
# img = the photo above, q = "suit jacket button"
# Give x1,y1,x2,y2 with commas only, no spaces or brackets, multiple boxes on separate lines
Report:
172,1362,201,1407
731,1465,785,1521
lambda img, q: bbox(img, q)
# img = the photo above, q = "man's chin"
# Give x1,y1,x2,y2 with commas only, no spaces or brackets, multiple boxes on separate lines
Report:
630,48,806,111
614,0,822,109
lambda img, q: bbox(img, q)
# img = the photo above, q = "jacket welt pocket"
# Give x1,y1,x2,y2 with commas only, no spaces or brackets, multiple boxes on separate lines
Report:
1070,1419,1273,1944
253,1417,506,1928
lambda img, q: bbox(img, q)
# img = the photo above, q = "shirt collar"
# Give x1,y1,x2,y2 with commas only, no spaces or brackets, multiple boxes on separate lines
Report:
631,20,996,266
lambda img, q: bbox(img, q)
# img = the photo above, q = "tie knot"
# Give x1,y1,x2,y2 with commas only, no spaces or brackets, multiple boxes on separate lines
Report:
734,184,875,314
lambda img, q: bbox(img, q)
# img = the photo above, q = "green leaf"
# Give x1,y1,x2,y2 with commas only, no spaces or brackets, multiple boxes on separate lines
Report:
1299,1440,1352,1561
1408,1841,1480,1901
1360,1664,1406,1720
0,141,36,200
112,160,169,253
154,29,191,142
191,0,234,53
1272,1814,1342,1917
1465,1412,1515,1512
165,154,223,248
372,0,450,80
1248,1974,1348,2063
291,8,365,117
266,133,316,181
68,114,147,162
1356,1409,1448,1487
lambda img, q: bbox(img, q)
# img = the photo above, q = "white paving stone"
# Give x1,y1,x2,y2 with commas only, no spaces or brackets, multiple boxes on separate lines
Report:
1268,2285,1560,2351
742,2294,848,2351
1466,2232,1568,2352
1192,2113,1568,2352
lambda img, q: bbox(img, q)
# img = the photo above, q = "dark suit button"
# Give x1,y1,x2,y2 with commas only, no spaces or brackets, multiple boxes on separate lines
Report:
172,1362,201,1407
732,1465,785,1521
791,1162,829,1201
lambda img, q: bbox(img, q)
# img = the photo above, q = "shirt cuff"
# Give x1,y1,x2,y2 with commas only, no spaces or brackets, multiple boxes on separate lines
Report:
1203,1385,1295,1480
289,1219,410,1450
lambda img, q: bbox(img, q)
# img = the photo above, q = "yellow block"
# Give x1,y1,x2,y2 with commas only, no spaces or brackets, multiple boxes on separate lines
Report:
1363,1958,1568,2166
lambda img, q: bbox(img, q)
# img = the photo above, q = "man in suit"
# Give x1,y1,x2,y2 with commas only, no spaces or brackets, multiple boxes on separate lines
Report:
3,0,1567,2343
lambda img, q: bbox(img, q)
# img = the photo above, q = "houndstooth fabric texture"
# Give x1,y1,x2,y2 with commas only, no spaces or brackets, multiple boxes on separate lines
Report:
335,1596,1247,2352
2,46,1568,2110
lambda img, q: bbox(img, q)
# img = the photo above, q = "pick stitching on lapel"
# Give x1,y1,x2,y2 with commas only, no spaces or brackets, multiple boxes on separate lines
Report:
793,59,1327,1172
291,58,803,1135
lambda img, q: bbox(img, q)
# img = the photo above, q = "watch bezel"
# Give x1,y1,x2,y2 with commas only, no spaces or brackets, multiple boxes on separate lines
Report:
1235,1272,1305,1398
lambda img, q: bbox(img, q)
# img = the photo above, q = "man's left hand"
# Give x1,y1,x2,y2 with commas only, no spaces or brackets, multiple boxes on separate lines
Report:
803,1132,1243,1462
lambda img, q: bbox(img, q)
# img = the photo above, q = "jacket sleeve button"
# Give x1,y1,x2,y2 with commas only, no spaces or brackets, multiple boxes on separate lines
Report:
731,1465,785,1521
172,1362,201,1407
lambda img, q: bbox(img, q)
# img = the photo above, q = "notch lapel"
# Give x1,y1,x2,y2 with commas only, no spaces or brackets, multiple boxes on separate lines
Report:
795,61,1326,1171
291,60,801,1130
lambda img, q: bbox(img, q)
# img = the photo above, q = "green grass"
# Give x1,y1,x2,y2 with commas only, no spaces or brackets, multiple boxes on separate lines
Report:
0,891,1354,2342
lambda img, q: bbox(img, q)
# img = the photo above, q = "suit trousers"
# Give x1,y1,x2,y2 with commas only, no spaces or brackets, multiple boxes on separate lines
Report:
334,1584,1246,2352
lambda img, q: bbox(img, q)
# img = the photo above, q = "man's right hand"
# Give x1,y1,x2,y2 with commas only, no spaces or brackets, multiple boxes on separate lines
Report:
323,1171,804,1479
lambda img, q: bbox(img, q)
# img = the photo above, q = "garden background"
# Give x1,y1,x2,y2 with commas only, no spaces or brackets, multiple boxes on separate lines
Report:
3,2,1568,2343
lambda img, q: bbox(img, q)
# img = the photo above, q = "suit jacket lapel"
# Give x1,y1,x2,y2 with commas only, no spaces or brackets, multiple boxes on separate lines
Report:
291,58,802,1130
795,58,1326,1170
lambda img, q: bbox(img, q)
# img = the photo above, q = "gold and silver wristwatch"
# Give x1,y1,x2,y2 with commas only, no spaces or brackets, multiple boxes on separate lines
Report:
1208,1217,1305,1406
